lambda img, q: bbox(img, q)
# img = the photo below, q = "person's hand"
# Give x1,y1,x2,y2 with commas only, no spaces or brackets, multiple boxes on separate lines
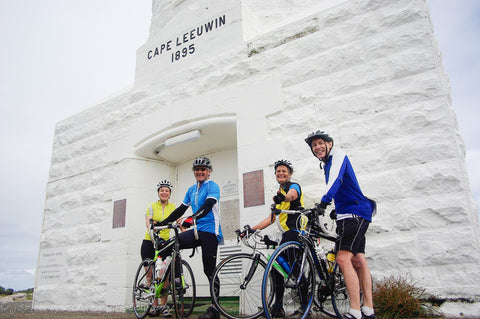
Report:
181,216,193,228
319,201,329,209
273,191,286,204
312,203,325,216
330,209,337,220
240,225,256,238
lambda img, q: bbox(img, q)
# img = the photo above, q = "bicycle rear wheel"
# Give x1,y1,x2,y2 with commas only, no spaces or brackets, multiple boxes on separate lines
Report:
133,259,154,319
171,254,196,318
317,264,350,317
211,253,273,319
262,242,315,319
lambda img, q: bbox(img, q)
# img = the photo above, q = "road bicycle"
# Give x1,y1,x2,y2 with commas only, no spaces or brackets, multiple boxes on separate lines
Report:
132,219,197,319
261,205,350,319
210,225,279,319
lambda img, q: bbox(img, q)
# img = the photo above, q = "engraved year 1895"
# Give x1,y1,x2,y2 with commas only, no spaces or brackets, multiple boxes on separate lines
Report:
171,44,195,63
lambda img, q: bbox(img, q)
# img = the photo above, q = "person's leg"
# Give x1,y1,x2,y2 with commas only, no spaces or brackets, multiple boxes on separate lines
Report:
198,231,219,282
336,218,363,314
198,231,220,319
349,218,375,317
141,240,159,308
336,250,361,310
274,231,300,309
352,253,373,308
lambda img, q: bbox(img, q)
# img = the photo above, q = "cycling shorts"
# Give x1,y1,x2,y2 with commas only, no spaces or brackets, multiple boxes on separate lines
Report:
336,217,370,255
141,239,154,260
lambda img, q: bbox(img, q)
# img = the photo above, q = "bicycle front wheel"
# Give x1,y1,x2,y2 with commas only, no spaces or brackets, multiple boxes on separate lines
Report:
132,259,154,319
318,264,350,317
262,241,315,319
171,254,196,318
211,253,273,319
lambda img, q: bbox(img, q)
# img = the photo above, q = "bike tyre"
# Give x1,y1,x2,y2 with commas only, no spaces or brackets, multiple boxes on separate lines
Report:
132,259,154,319
171,254,196,318
262,241,315,319
318,264,350,317
211,253,273,319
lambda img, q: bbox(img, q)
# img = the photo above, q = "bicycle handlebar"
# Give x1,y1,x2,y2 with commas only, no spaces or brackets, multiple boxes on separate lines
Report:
149,215,199,242
269,204,337,241
235,225,279,249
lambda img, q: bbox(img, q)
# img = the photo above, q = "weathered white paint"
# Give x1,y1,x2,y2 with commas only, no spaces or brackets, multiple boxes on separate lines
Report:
34,0,480,316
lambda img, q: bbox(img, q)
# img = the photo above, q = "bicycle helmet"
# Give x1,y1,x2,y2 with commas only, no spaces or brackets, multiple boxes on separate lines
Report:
157,179,173,192
192,156,212,170
274,159,293,173
304,130,334,147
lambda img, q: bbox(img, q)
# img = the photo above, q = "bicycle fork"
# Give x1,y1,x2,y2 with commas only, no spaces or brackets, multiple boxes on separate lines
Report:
240,253,261,289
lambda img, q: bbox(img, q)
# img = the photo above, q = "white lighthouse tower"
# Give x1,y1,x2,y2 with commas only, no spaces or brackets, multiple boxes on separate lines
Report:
34,0,480,316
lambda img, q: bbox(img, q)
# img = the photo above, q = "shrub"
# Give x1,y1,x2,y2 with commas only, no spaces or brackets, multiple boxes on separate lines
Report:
373,275,429,318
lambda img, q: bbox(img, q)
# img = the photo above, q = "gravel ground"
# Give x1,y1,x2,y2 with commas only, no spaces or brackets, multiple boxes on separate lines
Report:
0,301,205,319
0,302,133,318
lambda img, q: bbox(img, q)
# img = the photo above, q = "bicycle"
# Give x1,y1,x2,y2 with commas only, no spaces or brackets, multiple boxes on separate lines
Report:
132,218,197,319
210,225,279,319
261,205,350,319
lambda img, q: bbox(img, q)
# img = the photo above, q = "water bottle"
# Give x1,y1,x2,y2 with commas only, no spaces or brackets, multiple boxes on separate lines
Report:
267,254,288,277
326,250,335,273
156,256,171,279
276,255,291,273
315,244,325,261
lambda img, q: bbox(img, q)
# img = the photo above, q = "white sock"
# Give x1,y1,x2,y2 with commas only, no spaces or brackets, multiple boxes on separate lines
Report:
349,308,362,319
362,306,375,316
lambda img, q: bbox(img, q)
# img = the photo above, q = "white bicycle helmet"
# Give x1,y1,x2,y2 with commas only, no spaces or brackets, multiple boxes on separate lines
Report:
157,180,173,191
192,156,212,169
274,159,294,173
304,130,334,147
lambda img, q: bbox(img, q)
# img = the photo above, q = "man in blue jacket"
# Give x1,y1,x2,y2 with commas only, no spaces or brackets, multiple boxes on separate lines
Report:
305,130,376,319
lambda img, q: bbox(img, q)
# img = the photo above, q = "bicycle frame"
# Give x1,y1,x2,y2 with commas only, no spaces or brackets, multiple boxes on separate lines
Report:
263,205,345,318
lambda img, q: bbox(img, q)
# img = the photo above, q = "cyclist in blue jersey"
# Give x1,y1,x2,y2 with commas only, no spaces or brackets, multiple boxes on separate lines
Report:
158,156,222,319
305,131,376,319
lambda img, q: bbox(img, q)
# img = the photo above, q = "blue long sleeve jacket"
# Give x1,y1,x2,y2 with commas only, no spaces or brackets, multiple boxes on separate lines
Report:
322,148,374,221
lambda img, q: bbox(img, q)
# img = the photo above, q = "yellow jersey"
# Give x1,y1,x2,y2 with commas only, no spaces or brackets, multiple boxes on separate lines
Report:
144,201,176,241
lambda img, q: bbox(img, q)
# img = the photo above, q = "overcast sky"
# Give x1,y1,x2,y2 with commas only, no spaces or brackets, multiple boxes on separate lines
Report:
0,1,479,291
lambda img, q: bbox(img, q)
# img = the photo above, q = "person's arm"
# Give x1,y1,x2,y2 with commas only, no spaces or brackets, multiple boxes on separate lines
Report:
273,184,299,203
193,198,217,219
158,203,188,225
252,214,275,230
177,197,218,228
240,213,275,238
322,151,348,204
145,214,152,229
284,188,298,202
145,205,153,229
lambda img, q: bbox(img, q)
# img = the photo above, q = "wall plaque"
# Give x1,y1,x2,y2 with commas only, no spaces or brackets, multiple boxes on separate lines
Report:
113,199,126,229
37,247,67,284
243,170,264,207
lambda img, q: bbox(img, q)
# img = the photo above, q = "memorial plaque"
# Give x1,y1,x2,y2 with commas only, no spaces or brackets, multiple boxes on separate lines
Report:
37,248,67,284
113,199,126,228
243,170,264,207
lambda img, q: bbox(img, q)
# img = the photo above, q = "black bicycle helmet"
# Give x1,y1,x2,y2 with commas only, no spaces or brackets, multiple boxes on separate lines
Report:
157,180,173,191
304,130,334,147
192,156,212,169
274,159,293,173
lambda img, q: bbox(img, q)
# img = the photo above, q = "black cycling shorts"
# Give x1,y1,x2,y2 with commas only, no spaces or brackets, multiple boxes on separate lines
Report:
140,239,154,260
336,217,370,255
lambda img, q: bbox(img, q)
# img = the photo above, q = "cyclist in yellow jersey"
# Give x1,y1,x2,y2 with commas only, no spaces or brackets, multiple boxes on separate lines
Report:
240,160,309,318
140,180,176,317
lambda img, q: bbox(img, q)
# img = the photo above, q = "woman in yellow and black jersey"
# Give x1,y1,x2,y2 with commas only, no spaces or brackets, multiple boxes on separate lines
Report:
140,180,176,317
243,159,304,237
275,180,304,233
241,159,307,318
